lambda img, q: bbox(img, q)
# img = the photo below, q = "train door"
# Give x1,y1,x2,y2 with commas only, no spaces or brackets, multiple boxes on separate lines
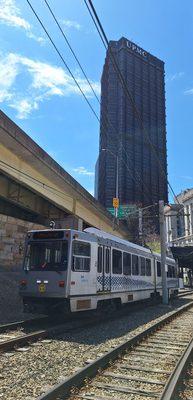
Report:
97,246,111,292
103,247,111,292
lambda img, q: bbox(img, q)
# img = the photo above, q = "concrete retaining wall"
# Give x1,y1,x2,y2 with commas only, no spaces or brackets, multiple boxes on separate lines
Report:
0,214,45,270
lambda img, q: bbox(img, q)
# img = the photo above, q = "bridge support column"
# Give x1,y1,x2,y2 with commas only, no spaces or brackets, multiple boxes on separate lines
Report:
54,216,84,231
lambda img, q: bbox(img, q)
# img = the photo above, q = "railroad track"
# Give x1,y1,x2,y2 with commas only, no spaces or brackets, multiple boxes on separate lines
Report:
0,315,104,353
161,335,193,399
0,315,47,333
0,298,163,353
0,294,191,354
36,300,193,400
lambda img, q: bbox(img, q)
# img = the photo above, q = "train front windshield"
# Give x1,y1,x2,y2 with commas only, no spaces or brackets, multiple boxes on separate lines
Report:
24,240,68,271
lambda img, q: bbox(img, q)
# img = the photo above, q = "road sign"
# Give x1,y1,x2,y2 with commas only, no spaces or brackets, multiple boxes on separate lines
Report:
113,197,119,208
108,204,139,219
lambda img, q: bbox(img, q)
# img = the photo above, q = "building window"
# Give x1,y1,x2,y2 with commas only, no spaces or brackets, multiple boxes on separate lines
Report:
123,252,131,275
72,241,90,272
132,254,139,275
112,249,122,274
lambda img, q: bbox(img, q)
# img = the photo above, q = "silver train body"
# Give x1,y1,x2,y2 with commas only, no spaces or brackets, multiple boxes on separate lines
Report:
20,227,179,313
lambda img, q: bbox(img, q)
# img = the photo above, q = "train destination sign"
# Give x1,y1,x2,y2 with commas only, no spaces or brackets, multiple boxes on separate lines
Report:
33,231,64,240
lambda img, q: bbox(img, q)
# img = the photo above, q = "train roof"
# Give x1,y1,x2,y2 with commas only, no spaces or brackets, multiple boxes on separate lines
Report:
84,228,175,262
84,228,151,253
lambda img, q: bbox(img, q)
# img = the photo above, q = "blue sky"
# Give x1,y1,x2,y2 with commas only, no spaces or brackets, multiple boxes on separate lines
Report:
0,0,192,200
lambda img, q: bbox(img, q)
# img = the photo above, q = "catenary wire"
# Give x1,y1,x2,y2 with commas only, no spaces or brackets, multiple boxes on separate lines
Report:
26,0,154,207
41,0,153,205
84,0,180,205
26,0,100,124
43,0,100,104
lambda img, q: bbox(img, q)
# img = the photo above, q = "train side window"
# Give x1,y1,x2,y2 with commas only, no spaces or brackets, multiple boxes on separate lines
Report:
168,265,172,278
140,257,145,276
146,259,151,276
72,241,90,272
105,248,110,274
97,246,102,273
132,254,139,275
123,252,131,275
112,249,122,274
157,261,161,277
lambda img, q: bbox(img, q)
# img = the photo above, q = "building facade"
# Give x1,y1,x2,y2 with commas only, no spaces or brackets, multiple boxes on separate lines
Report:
96,37,168,209
165,188,193,245
94,156,99,200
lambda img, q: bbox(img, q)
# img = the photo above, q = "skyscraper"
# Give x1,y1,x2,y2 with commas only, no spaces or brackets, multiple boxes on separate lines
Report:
96,37,168,210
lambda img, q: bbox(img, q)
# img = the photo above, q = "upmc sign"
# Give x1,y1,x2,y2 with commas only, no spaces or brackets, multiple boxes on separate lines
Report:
127,41,147,57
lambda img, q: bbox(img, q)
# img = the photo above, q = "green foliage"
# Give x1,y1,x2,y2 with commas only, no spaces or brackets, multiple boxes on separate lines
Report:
147,240,161,253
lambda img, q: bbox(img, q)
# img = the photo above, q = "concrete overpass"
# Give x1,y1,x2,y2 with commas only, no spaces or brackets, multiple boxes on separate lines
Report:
0,110,129,239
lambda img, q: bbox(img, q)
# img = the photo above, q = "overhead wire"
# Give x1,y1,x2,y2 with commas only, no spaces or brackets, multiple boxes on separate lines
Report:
27,0,153,206
43,0,100,105
26,0,100,124
84,0,180,205
42,0,153,205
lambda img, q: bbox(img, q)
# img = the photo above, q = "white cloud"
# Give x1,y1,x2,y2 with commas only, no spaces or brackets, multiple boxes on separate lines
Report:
0,52,19,102
184,88,193,95
10,98,38,119
0,52,100,119
0,0,30,29
61,19,82,31
73,167,94,177
0,0,45,43
166,72,184,82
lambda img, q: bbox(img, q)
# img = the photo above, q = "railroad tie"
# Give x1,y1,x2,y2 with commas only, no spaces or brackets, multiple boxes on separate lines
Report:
103,371,165,385
116,363,172,375
93,382,161,397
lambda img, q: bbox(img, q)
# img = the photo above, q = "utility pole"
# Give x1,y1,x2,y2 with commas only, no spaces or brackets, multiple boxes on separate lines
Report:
115,155,119,219
159,200,168,305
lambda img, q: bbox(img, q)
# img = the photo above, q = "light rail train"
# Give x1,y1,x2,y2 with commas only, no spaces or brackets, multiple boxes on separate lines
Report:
20,227,179,314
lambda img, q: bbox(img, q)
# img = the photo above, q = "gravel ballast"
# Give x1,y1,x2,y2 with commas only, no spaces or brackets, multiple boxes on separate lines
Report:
0,295,193,400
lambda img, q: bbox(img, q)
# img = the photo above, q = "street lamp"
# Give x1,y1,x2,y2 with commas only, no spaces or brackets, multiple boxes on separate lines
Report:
102,148,119,218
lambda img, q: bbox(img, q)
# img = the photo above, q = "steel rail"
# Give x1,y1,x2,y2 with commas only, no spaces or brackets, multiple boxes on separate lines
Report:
0,288,189,334
0,323,74,352
37,300,193,400
160,336,193,400
0,293,192,353
0,297,161,352
0,316,47,334
178,289,193,298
